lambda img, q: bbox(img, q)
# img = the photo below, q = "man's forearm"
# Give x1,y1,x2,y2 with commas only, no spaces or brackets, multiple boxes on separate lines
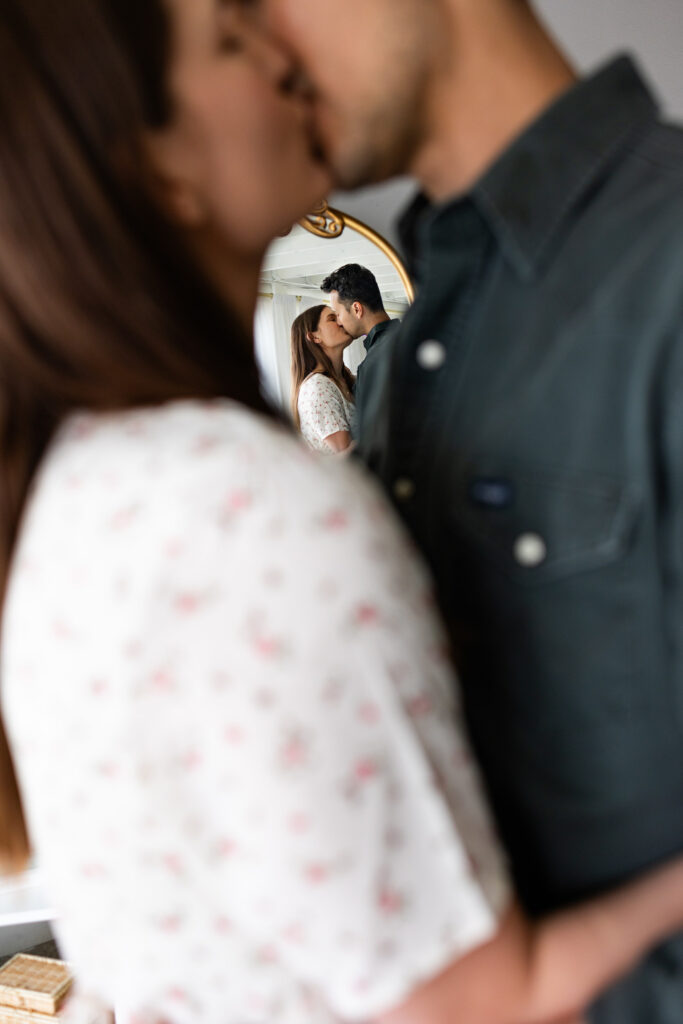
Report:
525,855,683,1022
379,856,683,1024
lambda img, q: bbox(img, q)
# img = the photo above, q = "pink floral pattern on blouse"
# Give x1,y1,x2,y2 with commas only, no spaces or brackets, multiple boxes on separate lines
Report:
3,400,509,1024
298,374,355,453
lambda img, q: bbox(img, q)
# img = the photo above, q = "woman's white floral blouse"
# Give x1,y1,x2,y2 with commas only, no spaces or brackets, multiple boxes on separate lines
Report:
298,373,355,452
3,400,509,1024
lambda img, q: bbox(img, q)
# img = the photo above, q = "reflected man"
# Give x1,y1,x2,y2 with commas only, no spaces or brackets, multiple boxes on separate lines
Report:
321,264,399,441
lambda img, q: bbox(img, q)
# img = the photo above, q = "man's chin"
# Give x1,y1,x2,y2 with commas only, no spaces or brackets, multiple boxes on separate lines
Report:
313,122,380,191
325,136,412,192
325,154,387,193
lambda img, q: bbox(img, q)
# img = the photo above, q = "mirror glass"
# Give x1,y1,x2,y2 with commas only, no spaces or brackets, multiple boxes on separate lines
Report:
255,206,413,411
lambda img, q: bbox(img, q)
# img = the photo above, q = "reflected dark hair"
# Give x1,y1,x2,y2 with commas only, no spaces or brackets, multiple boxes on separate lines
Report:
321,263,385,313
0,0,269,872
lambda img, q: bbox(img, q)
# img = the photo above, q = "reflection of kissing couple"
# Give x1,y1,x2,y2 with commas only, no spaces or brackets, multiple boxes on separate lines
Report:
291,264,398,455
1,3,683,1024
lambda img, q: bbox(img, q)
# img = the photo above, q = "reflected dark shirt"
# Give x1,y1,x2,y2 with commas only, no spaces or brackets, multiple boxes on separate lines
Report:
353,318,399,441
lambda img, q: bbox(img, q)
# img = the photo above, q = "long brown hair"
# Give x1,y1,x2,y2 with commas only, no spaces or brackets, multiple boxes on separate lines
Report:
290,305,355,428
0,0,271,873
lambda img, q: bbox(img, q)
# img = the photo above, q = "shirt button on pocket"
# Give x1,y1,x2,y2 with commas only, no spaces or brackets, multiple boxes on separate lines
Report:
393,477,416,502
416,340,447,370
514,533,547,568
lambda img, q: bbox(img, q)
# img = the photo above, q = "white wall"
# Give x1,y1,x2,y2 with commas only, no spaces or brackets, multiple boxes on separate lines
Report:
331,0,683,250
536,0,683,119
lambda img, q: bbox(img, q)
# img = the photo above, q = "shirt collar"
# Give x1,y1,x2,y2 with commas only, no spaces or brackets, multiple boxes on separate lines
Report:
364,318,395,351
400,56,659,282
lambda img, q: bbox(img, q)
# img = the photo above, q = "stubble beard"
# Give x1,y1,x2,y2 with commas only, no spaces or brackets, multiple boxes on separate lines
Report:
325,43,434,190
331,109,427,191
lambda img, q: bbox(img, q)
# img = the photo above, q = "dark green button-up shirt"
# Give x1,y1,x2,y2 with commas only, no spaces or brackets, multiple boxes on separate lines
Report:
359,55,683,914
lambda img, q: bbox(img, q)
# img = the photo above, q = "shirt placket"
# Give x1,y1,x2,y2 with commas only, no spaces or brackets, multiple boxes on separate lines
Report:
384,202,493,551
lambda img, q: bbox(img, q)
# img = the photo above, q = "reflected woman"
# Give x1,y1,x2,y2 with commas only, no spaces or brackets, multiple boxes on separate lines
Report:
291,304,356,453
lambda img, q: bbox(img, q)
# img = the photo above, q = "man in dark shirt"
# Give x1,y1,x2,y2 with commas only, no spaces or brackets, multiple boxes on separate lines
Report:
256,0,683,1018
320,264,399,441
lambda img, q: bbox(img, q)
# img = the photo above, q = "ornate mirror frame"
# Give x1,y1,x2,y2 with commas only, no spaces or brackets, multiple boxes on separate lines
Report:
299,201,415,303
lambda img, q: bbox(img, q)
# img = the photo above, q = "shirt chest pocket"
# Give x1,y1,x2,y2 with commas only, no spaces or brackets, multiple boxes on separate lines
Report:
450,461,637,585
445,462,662,815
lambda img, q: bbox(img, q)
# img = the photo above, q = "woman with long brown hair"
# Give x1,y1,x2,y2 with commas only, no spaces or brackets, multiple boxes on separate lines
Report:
4,4,683,1024
290,304,356,453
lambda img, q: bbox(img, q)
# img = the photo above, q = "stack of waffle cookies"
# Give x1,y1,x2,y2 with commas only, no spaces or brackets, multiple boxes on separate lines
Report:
0,955,72,1022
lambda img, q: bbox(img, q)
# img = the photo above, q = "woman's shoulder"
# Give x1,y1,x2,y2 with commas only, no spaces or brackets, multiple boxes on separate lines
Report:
38,400,313,501
297,375,350,425
26,399,375,545
49,398,289,469
298,372,340,397
12,397,432,661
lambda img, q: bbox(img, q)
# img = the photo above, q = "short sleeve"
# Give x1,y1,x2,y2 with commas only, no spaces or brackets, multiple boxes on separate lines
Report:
3,406,509,1024
298,375,351,443
203,455,510,1019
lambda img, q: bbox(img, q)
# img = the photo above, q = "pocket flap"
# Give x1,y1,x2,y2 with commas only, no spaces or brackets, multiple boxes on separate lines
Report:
453,460,636,583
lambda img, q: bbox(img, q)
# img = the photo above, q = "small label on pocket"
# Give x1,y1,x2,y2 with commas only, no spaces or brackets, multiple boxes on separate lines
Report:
469,477,515,509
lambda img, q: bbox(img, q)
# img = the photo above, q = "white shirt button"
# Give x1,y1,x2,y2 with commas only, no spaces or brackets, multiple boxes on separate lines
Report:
393,477,416,502
416,340,447,371
514,533,547,568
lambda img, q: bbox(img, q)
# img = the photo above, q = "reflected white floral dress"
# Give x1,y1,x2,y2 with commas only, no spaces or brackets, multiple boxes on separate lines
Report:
298,373,356,453
3,400,509,1024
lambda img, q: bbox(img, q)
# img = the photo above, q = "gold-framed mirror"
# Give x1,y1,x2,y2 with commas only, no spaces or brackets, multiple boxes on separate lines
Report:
255,201,413,410
298,202,414,302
